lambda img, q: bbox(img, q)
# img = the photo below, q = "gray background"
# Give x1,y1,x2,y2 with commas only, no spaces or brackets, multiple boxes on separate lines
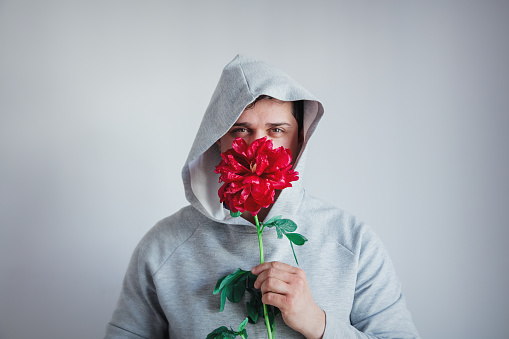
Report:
1,1,508,338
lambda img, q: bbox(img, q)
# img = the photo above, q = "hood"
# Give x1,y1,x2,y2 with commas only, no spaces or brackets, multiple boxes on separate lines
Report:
181,54,324,224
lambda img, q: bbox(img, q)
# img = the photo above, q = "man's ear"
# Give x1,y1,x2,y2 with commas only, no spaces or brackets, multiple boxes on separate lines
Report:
216,139,221,150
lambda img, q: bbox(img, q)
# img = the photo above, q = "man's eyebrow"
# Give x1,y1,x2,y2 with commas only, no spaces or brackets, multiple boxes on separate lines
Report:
232,122,251,127
266,122,292,127
231,122,292,128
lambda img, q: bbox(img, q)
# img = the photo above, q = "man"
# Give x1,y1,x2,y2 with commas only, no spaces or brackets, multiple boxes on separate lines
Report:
105,55,420,338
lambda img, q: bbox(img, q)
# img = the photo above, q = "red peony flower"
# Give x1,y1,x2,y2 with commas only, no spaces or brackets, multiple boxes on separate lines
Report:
215,137,299,216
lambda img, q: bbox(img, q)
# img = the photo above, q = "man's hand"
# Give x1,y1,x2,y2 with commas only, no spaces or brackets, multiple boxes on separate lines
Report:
251,261,325,339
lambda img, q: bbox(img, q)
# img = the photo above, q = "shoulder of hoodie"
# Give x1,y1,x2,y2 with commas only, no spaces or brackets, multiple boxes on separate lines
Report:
131,205,208,273
299,190,385,258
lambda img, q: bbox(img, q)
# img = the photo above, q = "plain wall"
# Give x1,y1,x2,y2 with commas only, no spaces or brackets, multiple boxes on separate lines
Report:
1,1,508,338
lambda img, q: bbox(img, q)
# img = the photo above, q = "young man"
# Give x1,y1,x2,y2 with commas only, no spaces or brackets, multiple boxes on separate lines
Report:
105,55,420,338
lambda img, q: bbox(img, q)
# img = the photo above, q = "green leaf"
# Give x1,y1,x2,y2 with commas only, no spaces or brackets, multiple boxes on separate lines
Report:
285,232,308,246
263,215,282,227
219,284,229,312
246,292,263,324
264,218,298,239
246,272,257,290
215,269,251,311
274,219,298,233
246,300,259,324
237,318,248,332
214,269,244,294
228,279,246,303
267,306,281,334
207,318,249,339
230,210,242,217
206,326,230,339
275,226,284,239
214,275,227,294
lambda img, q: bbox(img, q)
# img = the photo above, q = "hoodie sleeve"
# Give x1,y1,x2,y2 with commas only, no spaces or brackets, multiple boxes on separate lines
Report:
104,241,169,339
322,225,420,339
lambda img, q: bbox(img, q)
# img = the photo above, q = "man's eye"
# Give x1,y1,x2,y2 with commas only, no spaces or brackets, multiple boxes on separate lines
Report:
272,128,283,133
232,128,247,133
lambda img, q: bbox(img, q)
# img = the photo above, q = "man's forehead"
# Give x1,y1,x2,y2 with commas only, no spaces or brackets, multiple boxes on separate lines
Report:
232,121,292,127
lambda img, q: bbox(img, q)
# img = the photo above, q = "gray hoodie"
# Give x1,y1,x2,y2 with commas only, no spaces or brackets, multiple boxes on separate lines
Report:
105,55,420,338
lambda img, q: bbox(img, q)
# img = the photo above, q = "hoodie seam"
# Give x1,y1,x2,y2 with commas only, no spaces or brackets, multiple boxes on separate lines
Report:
107,323,150,339
237,57,254,97
333,238,355,257
151,221,205,278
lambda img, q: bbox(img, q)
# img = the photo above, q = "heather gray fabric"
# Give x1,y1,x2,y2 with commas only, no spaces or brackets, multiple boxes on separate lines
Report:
105,55,420,338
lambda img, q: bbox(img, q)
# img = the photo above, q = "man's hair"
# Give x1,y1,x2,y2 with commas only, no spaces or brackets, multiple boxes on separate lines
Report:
245,95,304,138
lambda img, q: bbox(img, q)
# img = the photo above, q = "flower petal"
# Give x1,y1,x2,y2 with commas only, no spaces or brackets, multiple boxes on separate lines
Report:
232,138,249,157
216,137,298,214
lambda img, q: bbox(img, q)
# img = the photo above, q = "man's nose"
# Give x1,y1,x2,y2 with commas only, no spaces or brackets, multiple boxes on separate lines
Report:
246,130,267,145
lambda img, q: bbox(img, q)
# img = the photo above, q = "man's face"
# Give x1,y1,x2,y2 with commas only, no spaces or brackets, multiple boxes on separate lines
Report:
217,99,302,162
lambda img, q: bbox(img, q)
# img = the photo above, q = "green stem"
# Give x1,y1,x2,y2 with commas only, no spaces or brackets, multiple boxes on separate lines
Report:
254,215,273,339
260,223,266,233
255,215,265,264
290,241,299,266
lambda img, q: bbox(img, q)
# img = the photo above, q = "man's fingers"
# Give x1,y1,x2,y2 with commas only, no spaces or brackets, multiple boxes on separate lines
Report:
250,261,325,338
251,261,302,275
252,262,302,289
260,276,290,296
261,290,288,308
